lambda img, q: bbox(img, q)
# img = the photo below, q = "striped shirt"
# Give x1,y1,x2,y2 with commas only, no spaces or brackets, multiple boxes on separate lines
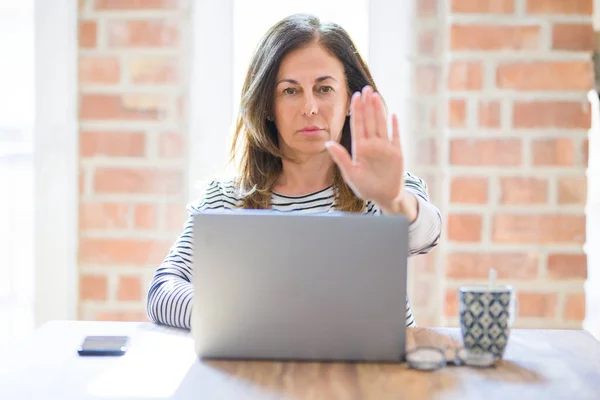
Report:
146,171,442,330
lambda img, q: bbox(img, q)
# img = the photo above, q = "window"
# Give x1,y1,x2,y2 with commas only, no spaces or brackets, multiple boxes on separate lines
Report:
0,0,35,351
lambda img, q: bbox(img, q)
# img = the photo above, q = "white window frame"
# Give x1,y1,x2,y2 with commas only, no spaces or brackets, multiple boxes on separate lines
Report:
33,0,79,326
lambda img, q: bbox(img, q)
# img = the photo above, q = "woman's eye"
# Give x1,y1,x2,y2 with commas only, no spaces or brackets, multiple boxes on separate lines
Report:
319,86,333,93
283,88,297,95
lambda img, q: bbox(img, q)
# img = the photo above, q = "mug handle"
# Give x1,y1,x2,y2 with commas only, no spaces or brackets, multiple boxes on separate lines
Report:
509,290,519,327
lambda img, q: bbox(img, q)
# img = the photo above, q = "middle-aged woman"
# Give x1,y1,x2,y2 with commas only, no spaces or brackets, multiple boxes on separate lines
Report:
146,13,442,330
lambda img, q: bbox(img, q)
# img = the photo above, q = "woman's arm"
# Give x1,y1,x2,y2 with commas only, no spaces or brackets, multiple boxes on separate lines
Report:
146,216,195,329
146,179,230,329
388,172,442,256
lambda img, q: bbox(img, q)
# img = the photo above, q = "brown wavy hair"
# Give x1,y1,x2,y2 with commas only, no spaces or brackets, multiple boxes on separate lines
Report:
230,13,381,211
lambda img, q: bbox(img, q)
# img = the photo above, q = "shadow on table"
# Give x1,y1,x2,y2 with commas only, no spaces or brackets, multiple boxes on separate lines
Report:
408,328,547,383
477,360,546,383
171,358,462,400
167,327,546,399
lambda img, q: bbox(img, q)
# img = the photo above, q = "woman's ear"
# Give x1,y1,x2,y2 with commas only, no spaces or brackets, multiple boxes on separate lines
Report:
346,95,352,116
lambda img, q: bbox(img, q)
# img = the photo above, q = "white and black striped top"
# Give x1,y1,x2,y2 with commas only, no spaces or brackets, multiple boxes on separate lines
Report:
146,172,442,330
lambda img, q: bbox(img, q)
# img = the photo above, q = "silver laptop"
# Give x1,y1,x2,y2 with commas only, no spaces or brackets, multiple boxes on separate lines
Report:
190,209,409,362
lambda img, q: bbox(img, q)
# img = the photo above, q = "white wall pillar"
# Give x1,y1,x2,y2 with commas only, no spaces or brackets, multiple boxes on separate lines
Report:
33,0,79,326
585,90,600,339
368,0,415,169
187,0,234,200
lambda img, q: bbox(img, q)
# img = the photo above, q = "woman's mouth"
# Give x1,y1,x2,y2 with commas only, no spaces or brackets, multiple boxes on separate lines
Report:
299,126,324,136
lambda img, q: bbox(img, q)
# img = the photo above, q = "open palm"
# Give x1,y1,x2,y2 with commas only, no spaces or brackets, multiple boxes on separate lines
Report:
326,86,405,210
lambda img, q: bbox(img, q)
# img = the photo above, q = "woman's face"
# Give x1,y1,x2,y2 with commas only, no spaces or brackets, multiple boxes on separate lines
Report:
272,42,350,159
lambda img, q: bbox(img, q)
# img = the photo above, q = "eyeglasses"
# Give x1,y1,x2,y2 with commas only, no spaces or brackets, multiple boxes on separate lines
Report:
405,346,496,371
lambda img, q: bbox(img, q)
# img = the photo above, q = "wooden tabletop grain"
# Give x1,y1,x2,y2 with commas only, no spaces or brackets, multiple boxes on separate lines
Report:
1,321,599,400
204,327,600,400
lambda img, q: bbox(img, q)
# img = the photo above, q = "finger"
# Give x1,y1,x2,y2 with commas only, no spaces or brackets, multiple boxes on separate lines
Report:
392,113,402,150
325,141,354,181
350,92,366,142
373,92,388,140
351,91,365,141
362,86,377,138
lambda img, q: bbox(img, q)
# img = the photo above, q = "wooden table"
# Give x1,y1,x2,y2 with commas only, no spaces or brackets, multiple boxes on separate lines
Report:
0,321,599,399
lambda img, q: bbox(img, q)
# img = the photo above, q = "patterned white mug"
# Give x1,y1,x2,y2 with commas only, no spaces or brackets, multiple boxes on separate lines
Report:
458,285,518,359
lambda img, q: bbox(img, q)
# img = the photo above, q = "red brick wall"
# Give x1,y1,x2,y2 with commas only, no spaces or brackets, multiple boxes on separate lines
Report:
411,0,592,329
75,0,592,329
407,0,445,327
77,0,188,321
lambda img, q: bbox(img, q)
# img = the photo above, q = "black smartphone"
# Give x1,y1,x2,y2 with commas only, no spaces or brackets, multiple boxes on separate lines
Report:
77,335,131,356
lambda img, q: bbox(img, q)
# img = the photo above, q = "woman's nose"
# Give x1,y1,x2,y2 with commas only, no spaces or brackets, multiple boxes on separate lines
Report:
302,93,318,116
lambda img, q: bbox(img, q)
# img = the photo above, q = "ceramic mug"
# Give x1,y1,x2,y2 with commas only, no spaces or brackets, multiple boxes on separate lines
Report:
458,285,518,359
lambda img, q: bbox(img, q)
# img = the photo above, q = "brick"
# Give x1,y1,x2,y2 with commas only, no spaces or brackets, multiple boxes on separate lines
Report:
497,62,593,91
448,62,482,91
79,170,86,195
79,238,172,265
413,280,435,309
429,107,438,129
532,138,575,166
416,65,439,95
80,131,146,157
450,25,540,51
177,96,185,119
420,173,438,204
452,0,514,13
417,0,437,17
564,293,586,321
158,132,185,158
517,292,558,318
499,177,548,205
411,251,437,275
417,138,438,166
558,176,587,204
452,0,515,13
450,139,522,166
450,177,488,204
445,289,458,317
79,94,169,121
446,252,538,280
96,311,149,322
95,0,178,10
513,101,590,129
583,139,589,167
552,24,595,51
129,56,178,84
449,99,466,128
134,204,159,229
413,103,427,130
492,214,586,244
526,0,592,15
117,275,143,301
418,29,437,56
79,21,97,48
79,274,108,301
93,167,183,195
107,19,179,48
166,203,187,231
547,254,587,279
448,214,482,242
478,100,501,128
79,56,120,85
79,202,130,230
